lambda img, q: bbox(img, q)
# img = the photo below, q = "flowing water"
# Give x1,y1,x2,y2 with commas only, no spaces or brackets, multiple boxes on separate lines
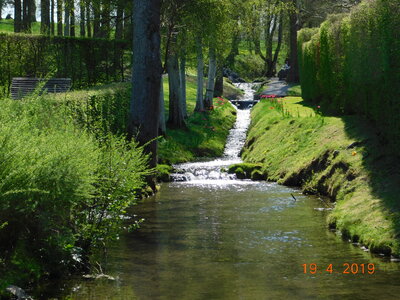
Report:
40,84,400,300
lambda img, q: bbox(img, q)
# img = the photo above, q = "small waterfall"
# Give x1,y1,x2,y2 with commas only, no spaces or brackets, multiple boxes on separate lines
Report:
171,83,255,183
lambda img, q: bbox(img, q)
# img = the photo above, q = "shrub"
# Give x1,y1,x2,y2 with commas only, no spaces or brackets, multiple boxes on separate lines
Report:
0,91,149,286
298,0,400,150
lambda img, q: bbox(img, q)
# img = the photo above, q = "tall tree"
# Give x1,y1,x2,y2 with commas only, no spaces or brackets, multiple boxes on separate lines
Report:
79,0,85,36
86,0,91,37
70,1,75,36
50,0,55,35
40,0,51,34
57,0,62,35
115,0,124,39
204,46,217,109
129,0,162,170
194,36,205,112
14,0,22,32
167,34,185,128
286,0,299,83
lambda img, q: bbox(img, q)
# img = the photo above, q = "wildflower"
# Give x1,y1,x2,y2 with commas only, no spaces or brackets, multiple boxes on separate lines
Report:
270,107,274,110
317,105,321,109
352,151,357,156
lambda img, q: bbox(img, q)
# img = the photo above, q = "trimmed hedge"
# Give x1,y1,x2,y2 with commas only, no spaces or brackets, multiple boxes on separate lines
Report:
298,0,400,149
0,33,130,95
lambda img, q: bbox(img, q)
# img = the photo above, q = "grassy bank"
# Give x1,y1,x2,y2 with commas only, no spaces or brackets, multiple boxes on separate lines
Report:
242,97,400,256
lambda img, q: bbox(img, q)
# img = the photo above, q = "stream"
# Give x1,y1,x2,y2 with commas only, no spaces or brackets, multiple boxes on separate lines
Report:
39,84,400,300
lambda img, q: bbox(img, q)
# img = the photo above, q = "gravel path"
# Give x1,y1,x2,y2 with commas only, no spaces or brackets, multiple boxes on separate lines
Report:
260,77,292,97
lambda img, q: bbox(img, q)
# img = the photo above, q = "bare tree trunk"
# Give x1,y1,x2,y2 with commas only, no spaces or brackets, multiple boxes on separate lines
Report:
14,0,22,32
167,49,185,129
159,75,166,136
40,0,50,34
86,0,91,37
115,1,124,39
100,0,111,38
287,0,299,83
50,0,55,35
64,0,70,36
271,14,284,74
214,61,223,97
204,47,217,109
194,36,204,112
70,1,75,36
79,0,85,36
179,51,187,118
129,0,162,170
30,0,36,22
93,1,101,37
57,0,62,36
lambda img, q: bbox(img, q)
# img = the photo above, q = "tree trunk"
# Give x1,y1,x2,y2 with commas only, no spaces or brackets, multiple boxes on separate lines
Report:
129,0,162,169
93,1,101,37
159,75,166,136
57,0,62,36
194,36,204,112
86,0,91,37
40,0,50,34
179,51,187,118
167,50,185,129
115,2,124,39
30,0,36,22
79,0,85,37
70,2,75,36
50,0,55,35
204,47,217,109
271,14,284,76
14,0,22,32
100,0,111,38
226,31,240,67
214,61,223,97
64,0,70,36
287,0,299,83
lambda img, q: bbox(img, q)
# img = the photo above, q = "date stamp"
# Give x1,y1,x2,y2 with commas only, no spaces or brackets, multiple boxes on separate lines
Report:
302,263,375,274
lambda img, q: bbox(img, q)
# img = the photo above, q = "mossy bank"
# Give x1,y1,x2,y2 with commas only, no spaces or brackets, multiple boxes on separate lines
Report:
242,97,400,256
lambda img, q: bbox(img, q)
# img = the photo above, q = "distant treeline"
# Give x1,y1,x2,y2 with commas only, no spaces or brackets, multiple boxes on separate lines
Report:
0,33,130,94
298,0,400,149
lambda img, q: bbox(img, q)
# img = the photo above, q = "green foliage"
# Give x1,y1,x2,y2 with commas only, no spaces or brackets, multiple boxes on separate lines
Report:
0,33,129,95
156,164,173,182
298,0,400,150
0,88,149,286
234,54,265,81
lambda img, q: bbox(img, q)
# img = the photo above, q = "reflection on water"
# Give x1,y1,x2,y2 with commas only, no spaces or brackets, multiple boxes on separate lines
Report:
39,83,400,299
56,182,400,300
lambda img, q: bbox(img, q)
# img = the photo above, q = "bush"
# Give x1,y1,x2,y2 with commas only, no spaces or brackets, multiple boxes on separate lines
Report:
298,0,400,150
0,91,149,287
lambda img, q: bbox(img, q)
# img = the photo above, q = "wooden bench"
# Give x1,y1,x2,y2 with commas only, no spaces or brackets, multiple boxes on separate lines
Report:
11,78,72,100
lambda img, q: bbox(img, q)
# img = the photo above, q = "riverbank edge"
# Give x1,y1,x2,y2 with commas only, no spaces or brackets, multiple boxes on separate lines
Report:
241,98,400,257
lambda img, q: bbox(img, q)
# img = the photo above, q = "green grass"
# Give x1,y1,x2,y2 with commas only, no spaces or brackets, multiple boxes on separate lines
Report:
159,76,240,164
243,97,400,255
0,20,41,34
287,84,302,97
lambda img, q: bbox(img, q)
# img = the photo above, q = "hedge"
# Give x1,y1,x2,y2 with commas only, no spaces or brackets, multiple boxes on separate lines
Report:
0,33,130,95
298,0,400,149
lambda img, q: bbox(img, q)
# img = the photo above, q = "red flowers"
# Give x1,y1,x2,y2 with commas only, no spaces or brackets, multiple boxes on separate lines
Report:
261,94,278,99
